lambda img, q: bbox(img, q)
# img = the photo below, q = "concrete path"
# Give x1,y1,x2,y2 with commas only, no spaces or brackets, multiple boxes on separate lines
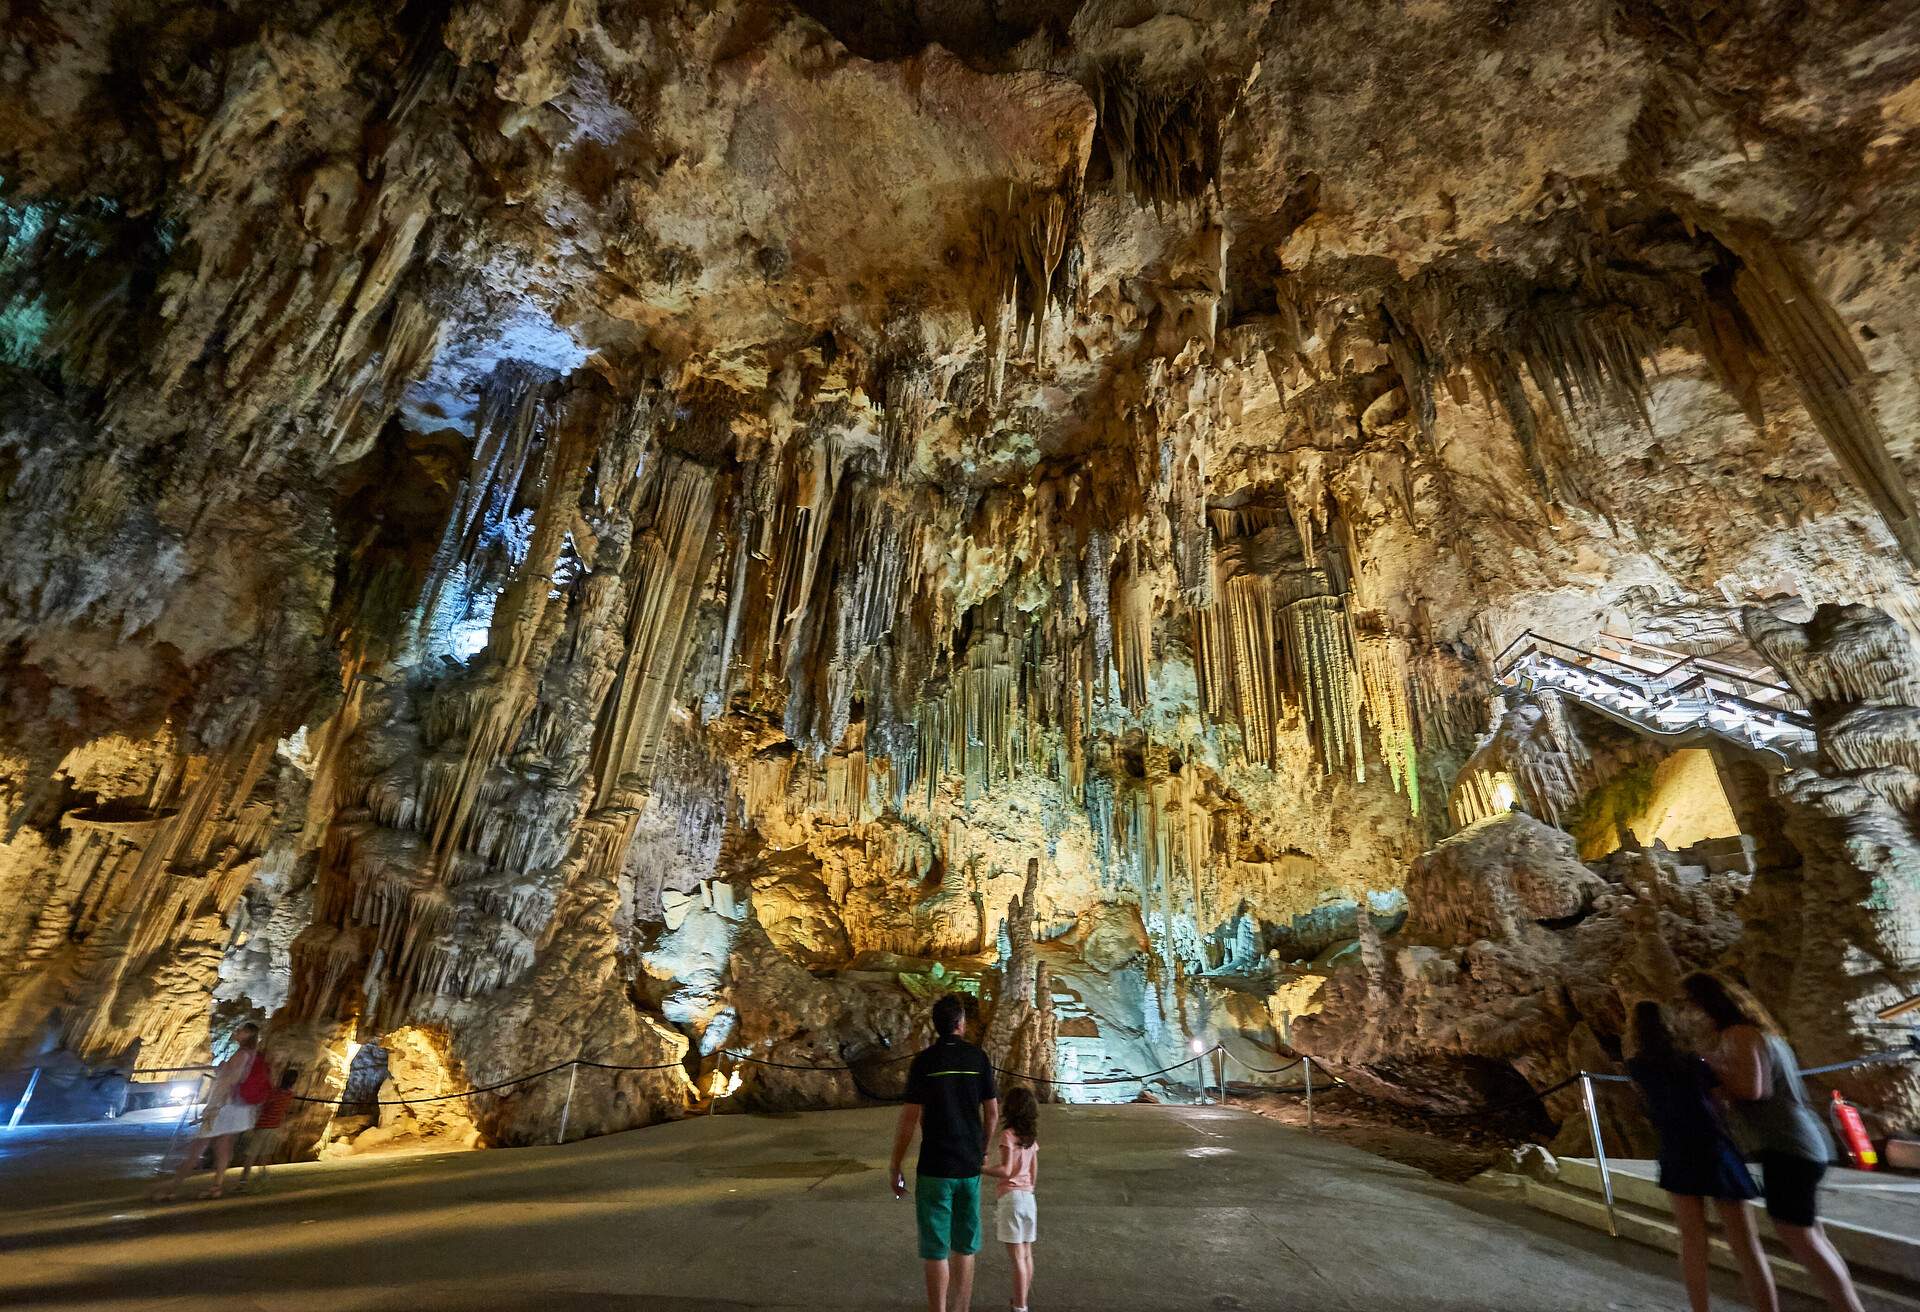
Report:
0,1104,1816,1311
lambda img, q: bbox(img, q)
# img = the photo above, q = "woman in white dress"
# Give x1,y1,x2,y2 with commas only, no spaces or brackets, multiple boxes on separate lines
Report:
152,1023,265,1201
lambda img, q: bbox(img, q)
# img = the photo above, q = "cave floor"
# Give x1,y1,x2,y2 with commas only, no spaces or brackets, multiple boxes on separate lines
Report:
0,1103,1825,1312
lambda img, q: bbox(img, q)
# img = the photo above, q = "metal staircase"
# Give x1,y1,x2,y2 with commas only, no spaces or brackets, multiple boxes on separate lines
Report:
1494,631,1818,766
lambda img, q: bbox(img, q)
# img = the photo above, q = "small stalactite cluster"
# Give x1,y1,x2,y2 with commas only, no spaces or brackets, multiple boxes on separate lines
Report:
1381,284,1657,519
978,176,1084,397
1086,62,1224,214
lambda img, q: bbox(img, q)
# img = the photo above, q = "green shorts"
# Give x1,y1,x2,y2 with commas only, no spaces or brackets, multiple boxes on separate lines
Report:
914,1174,982,1260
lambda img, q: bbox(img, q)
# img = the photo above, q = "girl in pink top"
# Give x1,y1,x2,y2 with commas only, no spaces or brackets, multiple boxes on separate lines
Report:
984,1085,1040,1312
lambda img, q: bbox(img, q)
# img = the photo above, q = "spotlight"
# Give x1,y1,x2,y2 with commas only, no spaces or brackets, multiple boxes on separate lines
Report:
1189,1039,1206,1055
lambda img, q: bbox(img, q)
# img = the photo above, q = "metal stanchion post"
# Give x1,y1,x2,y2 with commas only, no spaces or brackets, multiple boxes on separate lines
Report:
1304,1057,1314,1132
1579,1073,1619,1238
6,1067,40,1130
160,1073,208,1175
1214,1048,1226,1104
556,1062,579,1145
1194,1055,1207,1105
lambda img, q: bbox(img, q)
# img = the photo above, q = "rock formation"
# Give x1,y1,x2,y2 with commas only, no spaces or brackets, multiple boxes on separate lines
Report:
2,0,1917,1150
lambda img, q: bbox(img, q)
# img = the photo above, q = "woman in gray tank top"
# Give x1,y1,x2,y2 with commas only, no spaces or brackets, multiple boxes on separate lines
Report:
1684,972,1864,1312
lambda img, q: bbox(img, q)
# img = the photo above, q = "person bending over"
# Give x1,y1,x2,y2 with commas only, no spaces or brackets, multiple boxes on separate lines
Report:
1685,972,1866,1312
890,993,999,1312
1626,1000,1774,1312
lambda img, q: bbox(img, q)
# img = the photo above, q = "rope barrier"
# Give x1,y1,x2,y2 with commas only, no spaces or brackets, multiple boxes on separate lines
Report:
1220,1053,1303,1075
1214,1045,1919,1123
287,1059,587,1107
63,1040,1920,1117
286,1048,904,1108
991,1053,1216,1088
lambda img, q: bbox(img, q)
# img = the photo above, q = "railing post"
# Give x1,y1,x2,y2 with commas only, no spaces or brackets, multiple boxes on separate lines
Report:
1304,1057,1314,1133
1213,1048,1226,1104
160,1073,208,1174
556,1061,579,1145
6,1067,40,1130
1579,1073,1619,1238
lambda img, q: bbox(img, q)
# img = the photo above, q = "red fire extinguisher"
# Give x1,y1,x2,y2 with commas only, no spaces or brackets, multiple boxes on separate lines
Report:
1830,1090,1880,1170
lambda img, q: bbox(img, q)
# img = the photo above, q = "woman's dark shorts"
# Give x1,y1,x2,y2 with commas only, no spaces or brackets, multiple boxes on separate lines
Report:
1757,1152,1826,1227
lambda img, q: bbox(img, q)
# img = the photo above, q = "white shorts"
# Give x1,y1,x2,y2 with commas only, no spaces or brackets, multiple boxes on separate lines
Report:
995,1190,1037,1243
205,1101,258,1137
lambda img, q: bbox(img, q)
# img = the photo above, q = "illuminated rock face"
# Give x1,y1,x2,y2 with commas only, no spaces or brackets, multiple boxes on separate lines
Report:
1,0,1918,1142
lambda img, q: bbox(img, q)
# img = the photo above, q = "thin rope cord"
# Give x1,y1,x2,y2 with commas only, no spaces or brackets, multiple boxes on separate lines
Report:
87,1043,1920,1112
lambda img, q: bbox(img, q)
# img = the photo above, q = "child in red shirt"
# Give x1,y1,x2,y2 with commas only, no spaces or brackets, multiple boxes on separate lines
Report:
235,1068,300,1192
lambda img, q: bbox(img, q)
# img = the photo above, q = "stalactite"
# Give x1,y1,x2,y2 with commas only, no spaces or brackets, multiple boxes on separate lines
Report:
1194,568,1283,766
426,394,595,871
1281,592,1365,779
1113,544,1155,713
1722,233,1920,566
1410,648,1485,751
326,293,443,458
978,176,1082,387
592,453,726,797
1084,531,1114,706
1086,63,1223,213
798,497,920,756
62,736,278,1059
880,360,936,478
1517,304,1659,434
416,363,556,650
1355,629,1420,815
1192,503,1432,795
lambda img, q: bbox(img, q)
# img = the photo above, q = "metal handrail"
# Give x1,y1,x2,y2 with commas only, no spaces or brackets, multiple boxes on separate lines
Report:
1494,629,1800,704
1492,633,1816,769
1519,652,1813,733
1594,632,1788,691
1578,1042,1919,1238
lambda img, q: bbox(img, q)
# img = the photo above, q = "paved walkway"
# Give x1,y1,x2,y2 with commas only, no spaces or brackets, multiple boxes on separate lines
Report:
0,1104,1815,1311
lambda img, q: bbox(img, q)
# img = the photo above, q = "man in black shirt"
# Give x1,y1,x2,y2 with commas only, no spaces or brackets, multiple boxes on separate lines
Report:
890,993,999,1312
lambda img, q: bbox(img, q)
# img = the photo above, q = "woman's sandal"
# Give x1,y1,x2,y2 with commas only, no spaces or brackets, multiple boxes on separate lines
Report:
200,1186,222,1200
